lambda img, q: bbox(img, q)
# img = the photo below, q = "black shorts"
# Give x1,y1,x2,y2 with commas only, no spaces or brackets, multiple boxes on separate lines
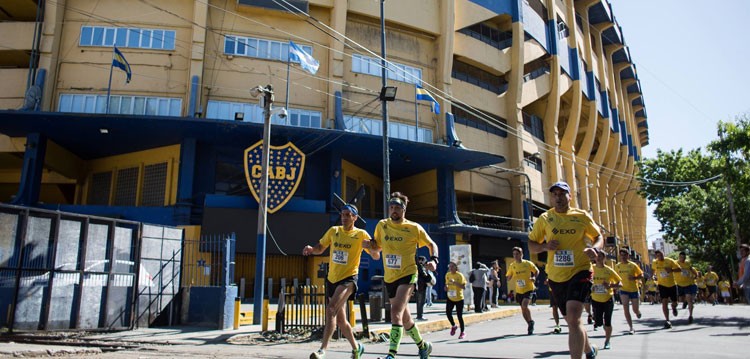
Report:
592,298,614,327
385,273,416,299
326,275,358,300
708,286,717,294
658,285,678,302
515,291,532,303
548,270,593,316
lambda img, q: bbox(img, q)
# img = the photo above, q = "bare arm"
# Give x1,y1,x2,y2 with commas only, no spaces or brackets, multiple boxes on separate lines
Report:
303,243,327,256
424,237,439,272
363,239,381,260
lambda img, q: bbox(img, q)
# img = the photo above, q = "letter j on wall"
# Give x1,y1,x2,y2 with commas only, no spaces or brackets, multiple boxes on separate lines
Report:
244,140,306,213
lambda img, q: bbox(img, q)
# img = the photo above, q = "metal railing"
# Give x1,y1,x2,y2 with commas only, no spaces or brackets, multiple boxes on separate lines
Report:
182,233,235,288
276,284,327,333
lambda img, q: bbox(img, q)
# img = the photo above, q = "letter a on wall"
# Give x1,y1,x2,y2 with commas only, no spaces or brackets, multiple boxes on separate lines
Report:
244,140,306,213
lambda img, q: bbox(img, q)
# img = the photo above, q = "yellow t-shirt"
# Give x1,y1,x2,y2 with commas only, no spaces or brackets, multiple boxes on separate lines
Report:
528,208,600,283
718,280,731,293
591,265,622,303
675,260,697,287
615,261,644,292
373,218,432,283
507,260,539,294
445,271,466,301
646,279,657,292
319,226,371,283
696,276,706,289
704,271,719,286
652,257,680,287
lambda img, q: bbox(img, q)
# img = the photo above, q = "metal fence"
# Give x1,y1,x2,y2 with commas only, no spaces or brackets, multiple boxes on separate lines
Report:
181,233,235,288
276,285,327,333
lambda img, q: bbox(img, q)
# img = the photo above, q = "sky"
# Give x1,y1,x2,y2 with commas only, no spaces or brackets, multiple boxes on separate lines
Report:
608,0,750,245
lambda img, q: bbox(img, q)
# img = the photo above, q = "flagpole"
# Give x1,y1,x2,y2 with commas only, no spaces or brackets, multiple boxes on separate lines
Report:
106,47,115,114
414,83,419,142
284,50,291,125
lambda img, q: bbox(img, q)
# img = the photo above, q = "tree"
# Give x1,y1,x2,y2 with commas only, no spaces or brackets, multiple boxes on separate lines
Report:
637,114,750,279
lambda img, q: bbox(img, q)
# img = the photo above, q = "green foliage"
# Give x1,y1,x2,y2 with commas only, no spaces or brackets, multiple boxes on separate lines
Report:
638,114,750,279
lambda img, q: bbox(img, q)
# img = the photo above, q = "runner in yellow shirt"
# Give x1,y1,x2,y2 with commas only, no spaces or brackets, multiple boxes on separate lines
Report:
614,248,644,334
675,252,698,324
370,192,438,359
696,272,707,304
645,275,658,305
718,278,732,305
652,250,681,328
704,266,719,305
591,249,622,350
444,262,467,339
506,246,540,335
303,204,375,359
529,182,602,359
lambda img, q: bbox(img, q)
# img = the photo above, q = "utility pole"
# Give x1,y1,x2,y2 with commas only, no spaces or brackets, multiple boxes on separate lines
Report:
380,0,391,216
252,85,273,325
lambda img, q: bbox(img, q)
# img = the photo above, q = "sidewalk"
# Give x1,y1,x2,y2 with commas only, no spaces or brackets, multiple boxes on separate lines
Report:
0,301,544,356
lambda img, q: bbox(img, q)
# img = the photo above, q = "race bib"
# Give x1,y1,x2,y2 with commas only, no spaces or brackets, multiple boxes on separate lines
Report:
516,279,526,288
385,254,402,269
592,284,607,294
660,271,669,278
681,269,689,277
332,250,348,265
448,290,457,298
554,250,574,267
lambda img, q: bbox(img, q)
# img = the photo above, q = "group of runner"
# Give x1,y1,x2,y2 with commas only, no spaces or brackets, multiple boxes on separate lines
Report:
301,183,746,359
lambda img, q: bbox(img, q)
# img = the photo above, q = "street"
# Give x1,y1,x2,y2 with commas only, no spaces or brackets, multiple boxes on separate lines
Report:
84,302,749,359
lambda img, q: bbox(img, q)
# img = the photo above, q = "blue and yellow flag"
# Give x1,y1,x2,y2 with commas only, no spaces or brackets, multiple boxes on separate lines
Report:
416,85,440,114
112,46,132,83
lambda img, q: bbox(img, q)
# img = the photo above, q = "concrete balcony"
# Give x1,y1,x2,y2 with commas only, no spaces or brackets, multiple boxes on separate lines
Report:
454,31,512,74
0,22,35,51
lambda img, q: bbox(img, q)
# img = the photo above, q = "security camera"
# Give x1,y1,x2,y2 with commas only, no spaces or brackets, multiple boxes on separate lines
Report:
271,107,288,119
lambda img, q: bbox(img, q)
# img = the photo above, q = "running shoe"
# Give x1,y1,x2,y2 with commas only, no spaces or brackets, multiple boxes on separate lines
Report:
688,316,693,324
418,341,433,359
593,325,598,331
672,307,678,316
377,356,395,359
628,329,635,335
587,315,594,325
527,320,535,335
663,320,672,329
351,343,364,359
553,325,562,334
450,325,457,336
603,341,611,350
682,302,688,309
586,345,598,359
458,332,466,339
310,349,325,359
636,312,642,319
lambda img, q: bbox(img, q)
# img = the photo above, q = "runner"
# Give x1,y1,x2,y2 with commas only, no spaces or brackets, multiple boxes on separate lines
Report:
529,181,602,359
645,275,658,305
675,252,698,323
614,248,644,334
652,249,680,328
735,244,750,304
718,277,732,305
444,261,467,339
369,192,438,359
591,249,621,350
545,279,562,334
695,272,707,304
506,246,539,335
303,204,374,359
704,266,719,305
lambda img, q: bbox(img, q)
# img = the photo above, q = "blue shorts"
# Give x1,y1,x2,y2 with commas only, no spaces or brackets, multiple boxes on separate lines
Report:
619,290,640,299
678,284,698,296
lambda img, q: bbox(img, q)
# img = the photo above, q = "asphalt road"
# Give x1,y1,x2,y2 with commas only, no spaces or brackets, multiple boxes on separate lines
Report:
12,302,749,358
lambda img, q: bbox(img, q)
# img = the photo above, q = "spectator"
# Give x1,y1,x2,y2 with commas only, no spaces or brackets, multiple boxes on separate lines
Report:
470,262,490,313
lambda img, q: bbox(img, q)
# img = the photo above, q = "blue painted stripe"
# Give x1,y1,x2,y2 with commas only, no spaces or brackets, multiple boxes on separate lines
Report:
469,0,515,19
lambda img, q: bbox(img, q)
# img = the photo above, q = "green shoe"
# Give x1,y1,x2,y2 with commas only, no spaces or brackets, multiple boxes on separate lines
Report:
418,341,433,359
352,343,365,359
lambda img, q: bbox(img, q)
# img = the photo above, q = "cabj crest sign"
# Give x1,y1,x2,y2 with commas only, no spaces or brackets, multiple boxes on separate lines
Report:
244,141,305,214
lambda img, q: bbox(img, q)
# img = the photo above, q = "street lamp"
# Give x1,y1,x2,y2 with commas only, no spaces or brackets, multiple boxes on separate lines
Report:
248,84,287,324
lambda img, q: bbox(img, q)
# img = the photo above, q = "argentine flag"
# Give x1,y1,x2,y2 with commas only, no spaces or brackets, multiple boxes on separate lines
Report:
289,41,319,75
416,85,440,114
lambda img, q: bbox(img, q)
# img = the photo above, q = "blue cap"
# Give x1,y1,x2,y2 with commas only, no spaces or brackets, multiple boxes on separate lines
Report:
549,181,570,193
388,197,406,208
341,204,358,216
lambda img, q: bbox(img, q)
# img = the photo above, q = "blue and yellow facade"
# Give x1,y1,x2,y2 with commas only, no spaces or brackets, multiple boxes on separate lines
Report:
0,0,649,296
